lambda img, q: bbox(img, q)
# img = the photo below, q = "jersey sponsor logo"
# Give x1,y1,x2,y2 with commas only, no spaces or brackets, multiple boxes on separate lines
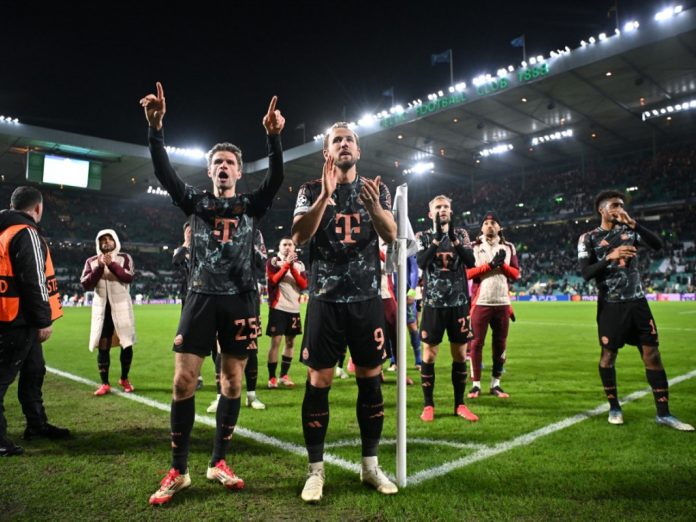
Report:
601,336,609,345
213,217,240,243
435,252,454,270
302,347,309,361
335,213,361,244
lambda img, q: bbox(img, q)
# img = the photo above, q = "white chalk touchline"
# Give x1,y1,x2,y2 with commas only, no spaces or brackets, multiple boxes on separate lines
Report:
45,366,360,474
406,368,696,485
46,366,696,486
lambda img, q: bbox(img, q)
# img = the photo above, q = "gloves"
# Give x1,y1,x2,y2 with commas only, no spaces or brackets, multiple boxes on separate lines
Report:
435,214,446,242
447,213,457,243
489,249,506,269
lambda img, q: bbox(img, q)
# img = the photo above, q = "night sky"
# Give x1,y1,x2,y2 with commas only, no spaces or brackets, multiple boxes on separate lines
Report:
2,1,653,160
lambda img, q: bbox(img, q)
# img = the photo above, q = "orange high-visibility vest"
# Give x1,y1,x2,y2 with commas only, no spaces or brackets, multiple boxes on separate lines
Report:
0,224,63,323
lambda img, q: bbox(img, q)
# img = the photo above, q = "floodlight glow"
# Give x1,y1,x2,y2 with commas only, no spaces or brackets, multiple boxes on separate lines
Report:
588,36,596,44
623,20,639,31
497,68,508,77
626,186,638,192
642,98,696,120
598,32,607,41
530,128,573,146
521,60,527,67
448,86,455,93
165,146,205,159
403,161,434,175
507,65,514,72
536,55,543,62
358,114,376,127
454,82,467,92
0,115,20,125
437,90,444,97
655,5,682,20
479,143,514,157
580,40,587,47
529,57,537,65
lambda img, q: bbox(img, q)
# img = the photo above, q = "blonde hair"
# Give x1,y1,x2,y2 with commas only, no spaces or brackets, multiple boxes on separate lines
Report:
428,195,452,211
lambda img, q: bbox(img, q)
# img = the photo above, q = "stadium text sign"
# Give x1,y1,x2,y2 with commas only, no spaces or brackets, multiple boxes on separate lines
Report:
379,64,550,129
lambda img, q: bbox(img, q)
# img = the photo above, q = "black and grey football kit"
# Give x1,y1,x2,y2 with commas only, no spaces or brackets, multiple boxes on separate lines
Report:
416,229,475,345
149,128,283,356
294,175,391,369
578,222,662,350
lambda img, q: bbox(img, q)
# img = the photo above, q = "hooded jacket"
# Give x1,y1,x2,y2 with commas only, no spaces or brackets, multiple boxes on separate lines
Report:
80,229,136,350
0,209,62,328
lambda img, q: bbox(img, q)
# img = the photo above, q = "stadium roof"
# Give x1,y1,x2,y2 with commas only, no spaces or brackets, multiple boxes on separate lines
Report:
1,7,696,200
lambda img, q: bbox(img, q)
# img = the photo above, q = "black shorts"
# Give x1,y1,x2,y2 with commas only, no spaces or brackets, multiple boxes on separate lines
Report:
420,305,471,345
266,308,302,337
300,296,388,370
597,297,659,351
174,291,258,358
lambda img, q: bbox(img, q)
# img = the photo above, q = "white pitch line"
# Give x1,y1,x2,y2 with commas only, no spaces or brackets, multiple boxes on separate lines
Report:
46,366,696,486
326,437,488,451
45,366,360,474
407,368,696,485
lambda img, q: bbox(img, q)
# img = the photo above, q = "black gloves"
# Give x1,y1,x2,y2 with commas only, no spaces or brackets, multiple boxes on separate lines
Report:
447,213,457,243
435,214,446,242
490,249,506,269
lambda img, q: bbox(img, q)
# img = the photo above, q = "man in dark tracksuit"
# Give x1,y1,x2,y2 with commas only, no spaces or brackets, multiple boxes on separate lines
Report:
0,186,68,457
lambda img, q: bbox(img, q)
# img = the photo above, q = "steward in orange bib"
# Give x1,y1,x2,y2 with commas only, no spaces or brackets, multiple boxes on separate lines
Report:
0,186,68,457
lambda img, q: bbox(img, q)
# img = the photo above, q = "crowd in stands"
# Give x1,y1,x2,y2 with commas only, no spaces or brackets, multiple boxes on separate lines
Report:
1,143,694,301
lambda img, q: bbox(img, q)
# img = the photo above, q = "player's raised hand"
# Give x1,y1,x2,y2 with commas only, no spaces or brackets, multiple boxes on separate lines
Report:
359,176,381,213
321,156,337,199
434,213,445,241
613,209,636,229
263,96,285,135
606,245,637,261
139,82,167,130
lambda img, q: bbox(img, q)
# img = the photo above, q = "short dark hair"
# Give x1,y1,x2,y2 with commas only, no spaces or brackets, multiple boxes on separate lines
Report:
278,236,295,247
594,189,624,215
10,186,42,212
206,142,243,172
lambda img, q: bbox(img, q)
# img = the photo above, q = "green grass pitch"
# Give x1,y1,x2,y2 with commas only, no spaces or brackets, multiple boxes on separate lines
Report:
1,301,695,521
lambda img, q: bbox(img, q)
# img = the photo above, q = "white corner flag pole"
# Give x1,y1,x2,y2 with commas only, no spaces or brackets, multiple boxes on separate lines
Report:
394,184,410,488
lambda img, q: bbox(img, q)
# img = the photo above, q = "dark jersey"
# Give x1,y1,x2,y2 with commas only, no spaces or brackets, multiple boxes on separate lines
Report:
148,128,283,295
416,228,474,308
294,175,391,303
578,224,650,303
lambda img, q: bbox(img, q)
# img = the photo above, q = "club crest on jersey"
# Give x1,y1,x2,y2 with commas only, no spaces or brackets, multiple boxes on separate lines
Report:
302,347,309,360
